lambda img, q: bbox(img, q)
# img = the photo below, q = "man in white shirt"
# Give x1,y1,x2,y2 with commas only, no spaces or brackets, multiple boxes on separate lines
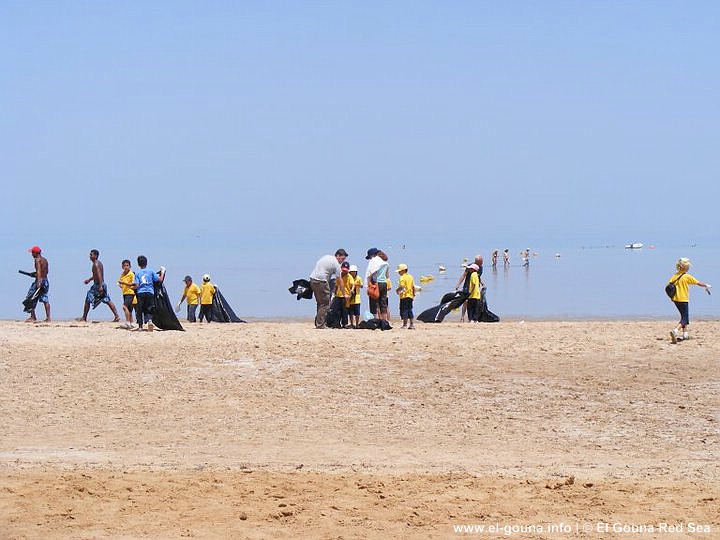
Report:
309,248,348,328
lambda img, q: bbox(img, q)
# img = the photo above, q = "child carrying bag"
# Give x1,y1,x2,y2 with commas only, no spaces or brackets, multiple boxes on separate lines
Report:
665,273,685,299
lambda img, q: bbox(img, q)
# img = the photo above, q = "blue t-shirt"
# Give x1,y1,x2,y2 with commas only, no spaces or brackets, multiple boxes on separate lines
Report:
134,268,159,294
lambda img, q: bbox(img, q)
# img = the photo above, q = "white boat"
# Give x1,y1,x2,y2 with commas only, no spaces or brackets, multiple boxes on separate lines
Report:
625,243,644,249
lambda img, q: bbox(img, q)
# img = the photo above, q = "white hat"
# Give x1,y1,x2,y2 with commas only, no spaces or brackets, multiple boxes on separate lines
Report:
349,264,358,272
202,274,211,281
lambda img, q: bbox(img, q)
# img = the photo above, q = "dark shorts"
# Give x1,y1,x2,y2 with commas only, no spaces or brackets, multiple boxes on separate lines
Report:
348,303,360,316
673,301,689,326
27,279,50,304
86,283,111,308
399,297,414,320
123,294,135,309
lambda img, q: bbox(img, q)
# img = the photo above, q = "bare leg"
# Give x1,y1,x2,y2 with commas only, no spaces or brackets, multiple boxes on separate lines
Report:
82,301,90,321
43,302,51,322
25,309,37,322
108,302,120,322
122,303,132,322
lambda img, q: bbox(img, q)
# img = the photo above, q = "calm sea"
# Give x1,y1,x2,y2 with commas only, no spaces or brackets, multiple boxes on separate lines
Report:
3,245,718,321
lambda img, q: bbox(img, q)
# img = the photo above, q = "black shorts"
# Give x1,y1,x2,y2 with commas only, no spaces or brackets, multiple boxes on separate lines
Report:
399,297,414,320
673,301,689,326
348,303,360,316
123,294,135,309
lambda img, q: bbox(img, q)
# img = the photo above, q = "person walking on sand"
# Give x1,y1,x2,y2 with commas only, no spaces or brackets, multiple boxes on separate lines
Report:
81,249,120,322
667,258,711,343
23,246,51,322
309,249,349,328
177,275,202,322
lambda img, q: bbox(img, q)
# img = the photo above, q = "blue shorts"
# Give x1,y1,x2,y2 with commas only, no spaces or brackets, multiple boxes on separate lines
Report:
87,283,112,309
27,279,49,304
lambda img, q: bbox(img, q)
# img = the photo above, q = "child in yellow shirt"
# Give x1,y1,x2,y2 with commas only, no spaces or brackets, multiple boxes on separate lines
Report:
346,264,363,328
331,262,353,327
199,274,216,323
395,264,415,329
117,259,137,327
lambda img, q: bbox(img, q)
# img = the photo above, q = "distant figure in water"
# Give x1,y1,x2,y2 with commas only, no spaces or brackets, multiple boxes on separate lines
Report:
503,249,510,266
667,258,711,343
521,249,530,267
491,249,498,269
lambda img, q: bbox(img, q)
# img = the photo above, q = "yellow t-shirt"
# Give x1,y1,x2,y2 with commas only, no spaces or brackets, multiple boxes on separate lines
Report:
201,282,216,304
335,273,353,298
184,283,202,305
468,272,481,299
398,273,415,299
119,271,135,295
349,276,363,305
119,271,137,304
669,272,699,302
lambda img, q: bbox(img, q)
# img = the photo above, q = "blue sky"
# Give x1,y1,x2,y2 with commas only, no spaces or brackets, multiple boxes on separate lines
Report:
2,1,719,255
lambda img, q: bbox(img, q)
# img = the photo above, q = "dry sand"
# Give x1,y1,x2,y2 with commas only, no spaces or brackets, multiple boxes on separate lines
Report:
1,319,718,539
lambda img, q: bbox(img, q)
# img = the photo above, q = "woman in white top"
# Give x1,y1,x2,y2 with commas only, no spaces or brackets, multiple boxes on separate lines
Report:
365,248,390,321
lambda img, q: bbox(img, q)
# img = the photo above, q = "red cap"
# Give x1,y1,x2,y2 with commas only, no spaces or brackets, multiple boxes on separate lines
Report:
29,246,41,254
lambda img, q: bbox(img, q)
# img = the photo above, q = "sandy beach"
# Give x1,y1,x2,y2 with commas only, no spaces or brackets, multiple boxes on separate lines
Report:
1,319,718,539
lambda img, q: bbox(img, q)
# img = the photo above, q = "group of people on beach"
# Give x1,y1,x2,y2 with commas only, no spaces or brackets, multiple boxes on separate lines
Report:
22,245,712,342
309,248,417,330
23,247,221,330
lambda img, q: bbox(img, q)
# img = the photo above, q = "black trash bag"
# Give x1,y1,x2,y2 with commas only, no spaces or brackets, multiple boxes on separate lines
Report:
211,288,246,323
357,318,392,330
152,281,184,331
477,288,500,322
417,290,469,323
289,279,314,300
325,296,344,328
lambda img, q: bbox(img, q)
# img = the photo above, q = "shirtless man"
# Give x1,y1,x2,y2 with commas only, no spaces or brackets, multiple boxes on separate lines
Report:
24,246,51,322
81,249,120,322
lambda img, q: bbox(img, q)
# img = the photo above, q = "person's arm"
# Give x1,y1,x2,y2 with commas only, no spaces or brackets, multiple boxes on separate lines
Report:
696,280,712,293
455,270,466,290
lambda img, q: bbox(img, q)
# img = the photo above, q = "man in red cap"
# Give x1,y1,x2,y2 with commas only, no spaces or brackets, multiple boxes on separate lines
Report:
24,246,51,322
